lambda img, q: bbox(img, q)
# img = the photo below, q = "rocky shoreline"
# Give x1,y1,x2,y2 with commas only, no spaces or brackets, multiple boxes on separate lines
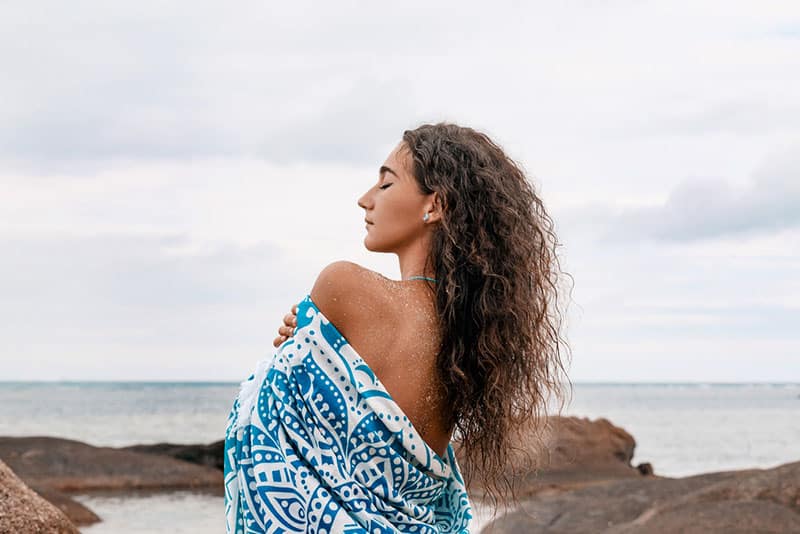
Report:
0,417,797,533
469,418,800,533
0,436,223,529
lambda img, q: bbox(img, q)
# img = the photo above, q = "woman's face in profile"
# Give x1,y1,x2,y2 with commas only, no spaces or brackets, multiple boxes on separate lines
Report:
358,142,432,253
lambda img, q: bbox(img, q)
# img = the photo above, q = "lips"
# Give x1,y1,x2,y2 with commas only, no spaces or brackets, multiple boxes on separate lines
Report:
364,219,374,225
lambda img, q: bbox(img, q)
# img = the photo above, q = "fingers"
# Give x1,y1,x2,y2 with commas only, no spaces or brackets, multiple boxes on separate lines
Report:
277,325,294,337
273,303,300,348
273,330,291,347
283,306,298,326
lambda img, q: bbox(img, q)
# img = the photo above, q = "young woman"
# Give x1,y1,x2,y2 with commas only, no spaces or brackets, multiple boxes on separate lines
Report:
226,122,571,533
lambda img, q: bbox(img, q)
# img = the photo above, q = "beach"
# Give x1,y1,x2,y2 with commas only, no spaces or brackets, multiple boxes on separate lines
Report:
1,382,798,532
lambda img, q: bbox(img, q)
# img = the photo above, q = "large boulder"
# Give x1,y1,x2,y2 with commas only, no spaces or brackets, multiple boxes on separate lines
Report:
532,416,649,482
458,416,653,500
482,461,800,533
0,459,79,534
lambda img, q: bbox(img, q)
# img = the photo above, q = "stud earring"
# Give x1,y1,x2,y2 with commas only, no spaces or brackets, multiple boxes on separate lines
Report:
422,213,430,222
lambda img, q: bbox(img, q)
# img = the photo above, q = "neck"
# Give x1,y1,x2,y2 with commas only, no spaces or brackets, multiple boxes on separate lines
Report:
396,235,435,281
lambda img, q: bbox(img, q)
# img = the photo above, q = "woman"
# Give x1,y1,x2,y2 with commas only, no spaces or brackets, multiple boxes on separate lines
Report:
225,122,571,533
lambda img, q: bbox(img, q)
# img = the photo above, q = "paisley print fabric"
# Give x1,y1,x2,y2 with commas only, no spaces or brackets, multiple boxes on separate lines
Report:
224,294,473,533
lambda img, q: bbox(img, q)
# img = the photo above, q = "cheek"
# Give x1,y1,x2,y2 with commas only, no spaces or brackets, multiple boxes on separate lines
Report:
388,191,424,221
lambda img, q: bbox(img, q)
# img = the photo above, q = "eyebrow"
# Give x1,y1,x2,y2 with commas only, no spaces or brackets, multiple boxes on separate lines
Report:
379,165,399,179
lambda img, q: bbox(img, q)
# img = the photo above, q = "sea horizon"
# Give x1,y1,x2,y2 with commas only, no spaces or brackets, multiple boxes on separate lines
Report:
1,381,796,475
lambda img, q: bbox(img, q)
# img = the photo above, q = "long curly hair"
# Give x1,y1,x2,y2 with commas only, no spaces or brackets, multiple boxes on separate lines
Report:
401,122,573,509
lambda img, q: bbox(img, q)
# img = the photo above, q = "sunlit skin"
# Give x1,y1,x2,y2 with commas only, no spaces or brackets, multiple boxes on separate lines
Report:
272,142,453,456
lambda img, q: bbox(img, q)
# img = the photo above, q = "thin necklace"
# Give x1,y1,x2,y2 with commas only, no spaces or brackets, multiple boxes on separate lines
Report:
405,275,438,283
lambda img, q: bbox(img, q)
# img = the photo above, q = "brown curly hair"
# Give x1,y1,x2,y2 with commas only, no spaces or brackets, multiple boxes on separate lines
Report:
401,122,573,509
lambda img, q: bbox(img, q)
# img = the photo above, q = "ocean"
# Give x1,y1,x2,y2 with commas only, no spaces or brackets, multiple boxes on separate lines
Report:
0,382,797,533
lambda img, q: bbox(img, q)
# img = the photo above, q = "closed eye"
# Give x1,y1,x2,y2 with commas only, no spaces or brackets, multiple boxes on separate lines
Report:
379,183,392,190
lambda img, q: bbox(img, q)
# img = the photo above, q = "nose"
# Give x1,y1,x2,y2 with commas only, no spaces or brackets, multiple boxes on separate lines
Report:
357,189,373,211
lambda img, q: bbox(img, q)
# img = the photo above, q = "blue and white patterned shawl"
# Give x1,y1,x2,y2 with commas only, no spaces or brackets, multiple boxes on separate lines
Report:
224,294,473,533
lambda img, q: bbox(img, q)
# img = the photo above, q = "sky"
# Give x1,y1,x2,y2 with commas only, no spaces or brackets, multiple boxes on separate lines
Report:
1,1,798,382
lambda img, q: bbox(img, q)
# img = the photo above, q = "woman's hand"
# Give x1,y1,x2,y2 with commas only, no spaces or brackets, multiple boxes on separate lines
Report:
272,303,298,347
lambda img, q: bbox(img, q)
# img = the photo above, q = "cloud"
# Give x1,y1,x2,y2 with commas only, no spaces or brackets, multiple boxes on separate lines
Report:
0,1,483,168
631,99,800,137
560,146,800,243
0,232,310,378
256,77,422,165
3,1,798,171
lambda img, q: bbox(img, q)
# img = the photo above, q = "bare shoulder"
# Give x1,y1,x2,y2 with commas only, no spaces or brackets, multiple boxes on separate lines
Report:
310,260,390,305
309,261,395,338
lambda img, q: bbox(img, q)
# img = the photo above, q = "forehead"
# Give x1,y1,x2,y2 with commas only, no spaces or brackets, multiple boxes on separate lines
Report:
382,142,412,177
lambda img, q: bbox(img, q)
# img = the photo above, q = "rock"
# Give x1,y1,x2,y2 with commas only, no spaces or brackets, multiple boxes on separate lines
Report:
458,416,652,500
536,416,644,481
29,484,100,526
0,459,79,534
636,462,654,476
482,461,800,533
0,436,223,492
122,440,224,471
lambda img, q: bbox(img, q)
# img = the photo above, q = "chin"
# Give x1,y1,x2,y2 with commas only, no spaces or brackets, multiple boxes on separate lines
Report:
363,237,391,254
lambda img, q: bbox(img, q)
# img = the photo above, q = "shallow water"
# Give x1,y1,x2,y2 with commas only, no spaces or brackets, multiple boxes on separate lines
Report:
74,489,221,534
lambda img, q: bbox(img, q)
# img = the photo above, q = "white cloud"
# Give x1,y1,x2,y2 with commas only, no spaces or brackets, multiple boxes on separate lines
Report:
0,231,312,381
568,145,800,242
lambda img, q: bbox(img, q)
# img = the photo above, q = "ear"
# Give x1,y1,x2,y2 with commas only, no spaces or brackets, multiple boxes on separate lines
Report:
425,192,443,223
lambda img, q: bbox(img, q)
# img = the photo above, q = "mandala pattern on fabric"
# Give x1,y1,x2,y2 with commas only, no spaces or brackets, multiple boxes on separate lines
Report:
224,294,472,533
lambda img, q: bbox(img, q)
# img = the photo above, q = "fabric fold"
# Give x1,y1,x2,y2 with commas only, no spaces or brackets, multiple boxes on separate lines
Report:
224,294,472,533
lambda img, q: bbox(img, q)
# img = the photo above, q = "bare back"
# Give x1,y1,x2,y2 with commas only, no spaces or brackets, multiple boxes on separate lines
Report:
310,263,452,457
